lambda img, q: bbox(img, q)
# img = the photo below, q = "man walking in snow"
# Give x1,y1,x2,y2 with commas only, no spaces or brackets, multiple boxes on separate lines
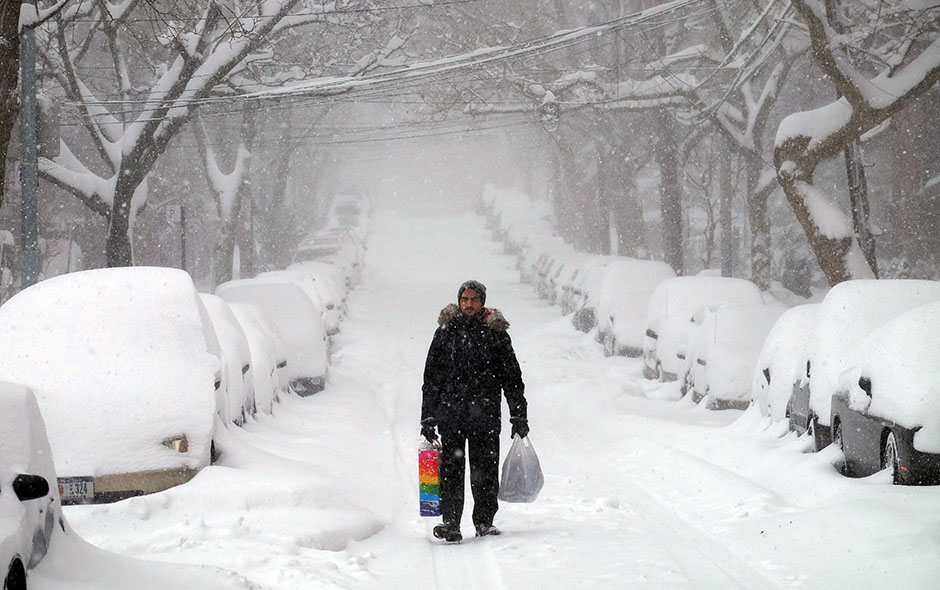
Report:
420,279,529,543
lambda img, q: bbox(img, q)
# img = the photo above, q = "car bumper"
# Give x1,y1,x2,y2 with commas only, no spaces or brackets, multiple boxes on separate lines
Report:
291,375,326,397
59,466,199,505
897,431,940,485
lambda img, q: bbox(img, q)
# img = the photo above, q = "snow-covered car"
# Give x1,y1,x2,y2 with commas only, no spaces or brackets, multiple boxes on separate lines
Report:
558,254,599,316
565,255,614,331
482,184,555,263
597,259,676,356
642,276,764,381
687,303,787,410
503,203,554,265
288,259,349,315
751,303,819,421
216,278,328,396
788,279,940,451
0,267,219,505
0,381,60,589
519,236,568,286
324,193,371,242
829,301,940,484
200,294,255,425
255,268,338,336
226,302,288,415
548,254,584,308
535,250,569,302
293,228,363,288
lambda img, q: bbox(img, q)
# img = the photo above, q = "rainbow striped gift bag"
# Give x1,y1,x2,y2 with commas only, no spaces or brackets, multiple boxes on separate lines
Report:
418,444,441,516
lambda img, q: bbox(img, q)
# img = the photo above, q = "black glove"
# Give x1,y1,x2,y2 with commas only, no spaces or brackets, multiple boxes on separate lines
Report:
421,419,438,443
510,417,529,439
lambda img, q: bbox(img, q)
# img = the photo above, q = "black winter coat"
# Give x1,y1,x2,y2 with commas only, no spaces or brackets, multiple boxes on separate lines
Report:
421,304,526,434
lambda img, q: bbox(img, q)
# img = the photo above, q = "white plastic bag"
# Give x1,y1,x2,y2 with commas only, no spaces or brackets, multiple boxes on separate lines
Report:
498,435,544,503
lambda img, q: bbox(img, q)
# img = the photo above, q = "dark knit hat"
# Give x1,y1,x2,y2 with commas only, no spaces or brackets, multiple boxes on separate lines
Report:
458,279,487,305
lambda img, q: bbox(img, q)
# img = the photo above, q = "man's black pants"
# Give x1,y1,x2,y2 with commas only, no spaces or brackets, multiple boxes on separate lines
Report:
439,424,500,529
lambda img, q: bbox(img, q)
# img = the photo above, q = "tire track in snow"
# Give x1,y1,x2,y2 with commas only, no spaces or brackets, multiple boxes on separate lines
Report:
546,403,792,589
429,536,506,590
618,476,786,590
548,423,786,589
342,213,509,590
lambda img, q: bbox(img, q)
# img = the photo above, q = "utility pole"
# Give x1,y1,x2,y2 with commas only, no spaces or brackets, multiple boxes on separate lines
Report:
19,0,40,288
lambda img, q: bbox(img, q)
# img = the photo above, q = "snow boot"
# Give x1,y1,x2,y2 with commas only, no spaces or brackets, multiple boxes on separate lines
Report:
474,523,501,537
433,522,463,543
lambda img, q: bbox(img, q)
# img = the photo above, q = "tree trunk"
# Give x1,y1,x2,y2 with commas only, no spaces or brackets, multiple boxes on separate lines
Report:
777,174,857,285
845,140,878,276
594,140,613,255
214,230,235,286
609,142,646,257
745,157,773,290
239,198,255,278
0,0,20,209
654,110,683,273
106,175,136,267
718,140,733,277
257,138,299,270
553,131,586,247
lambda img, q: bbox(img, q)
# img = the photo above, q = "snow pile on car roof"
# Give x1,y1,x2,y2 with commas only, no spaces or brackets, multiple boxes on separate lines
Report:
0,267,218,476
841,301,940,452
807,279,940,425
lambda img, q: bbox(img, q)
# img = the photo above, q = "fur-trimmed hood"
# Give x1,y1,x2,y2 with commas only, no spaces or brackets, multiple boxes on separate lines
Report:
437,303,510,332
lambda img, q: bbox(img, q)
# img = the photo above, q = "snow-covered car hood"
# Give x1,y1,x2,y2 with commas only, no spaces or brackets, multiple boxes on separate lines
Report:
0,267,217,476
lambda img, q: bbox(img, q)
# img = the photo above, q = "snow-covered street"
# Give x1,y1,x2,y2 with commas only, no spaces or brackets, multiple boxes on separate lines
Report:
41,208,940,589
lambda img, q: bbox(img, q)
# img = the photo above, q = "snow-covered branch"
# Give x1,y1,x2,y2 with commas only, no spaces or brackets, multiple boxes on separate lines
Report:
18,0,70,31
38,142,112,217
777,1,940,171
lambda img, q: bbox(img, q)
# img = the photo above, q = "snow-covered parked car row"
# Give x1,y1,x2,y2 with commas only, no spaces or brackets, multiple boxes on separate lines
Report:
0,194,369,508
481,184,940,486
0,267,221,505
482,186,784,409
480,184,781,410
480,185,681,359
752,279,940,484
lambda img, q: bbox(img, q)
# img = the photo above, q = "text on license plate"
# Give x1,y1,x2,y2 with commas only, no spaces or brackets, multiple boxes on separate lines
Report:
58,476,94,502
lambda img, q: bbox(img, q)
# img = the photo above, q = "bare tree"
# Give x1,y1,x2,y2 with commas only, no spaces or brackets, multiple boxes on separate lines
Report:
193,103,257,285
34,0,402,267
774,0,940,285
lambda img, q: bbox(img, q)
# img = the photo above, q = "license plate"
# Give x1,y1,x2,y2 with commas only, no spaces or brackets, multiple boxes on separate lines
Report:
58,476,94,503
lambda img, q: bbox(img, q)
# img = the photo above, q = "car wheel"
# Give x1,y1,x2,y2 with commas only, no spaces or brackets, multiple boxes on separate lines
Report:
882,432,902,485
831,419,846,475
5,558,26,590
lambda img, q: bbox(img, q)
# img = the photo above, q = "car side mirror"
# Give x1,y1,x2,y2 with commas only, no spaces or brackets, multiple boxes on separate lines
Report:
858,376,872,397
12,473,49,502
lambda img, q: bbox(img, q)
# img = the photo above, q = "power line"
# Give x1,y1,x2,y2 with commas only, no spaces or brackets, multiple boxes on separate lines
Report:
66,0,481,23
43,0,749,158
56,0,715,113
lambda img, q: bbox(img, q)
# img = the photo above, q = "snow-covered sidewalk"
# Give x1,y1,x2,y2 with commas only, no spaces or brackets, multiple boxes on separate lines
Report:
56,210,940,589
